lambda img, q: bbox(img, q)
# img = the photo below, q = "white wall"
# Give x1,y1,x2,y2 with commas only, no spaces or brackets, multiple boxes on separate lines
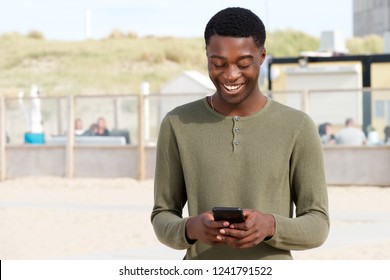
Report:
285,65,362,125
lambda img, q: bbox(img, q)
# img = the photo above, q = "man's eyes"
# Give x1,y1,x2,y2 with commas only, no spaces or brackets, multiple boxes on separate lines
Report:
210,58,253,68
237,58,253,68
211,59,225,67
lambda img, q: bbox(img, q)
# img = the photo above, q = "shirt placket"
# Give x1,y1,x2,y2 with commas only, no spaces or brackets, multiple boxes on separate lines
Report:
232,115,241,152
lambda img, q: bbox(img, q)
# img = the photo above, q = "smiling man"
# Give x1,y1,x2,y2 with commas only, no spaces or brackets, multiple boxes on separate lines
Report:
151,7,329,260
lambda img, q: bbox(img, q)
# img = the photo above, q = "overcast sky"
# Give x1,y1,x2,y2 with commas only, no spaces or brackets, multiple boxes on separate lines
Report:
0,0,353,40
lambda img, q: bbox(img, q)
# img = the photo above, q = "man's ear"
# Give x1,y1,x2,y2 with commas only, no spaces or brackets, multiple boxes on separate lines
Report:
260,47,266,65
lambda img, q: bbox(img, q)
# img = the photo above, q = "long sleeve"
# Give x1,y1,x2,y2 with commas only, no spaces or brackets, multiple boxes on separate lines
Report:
151,115,192,250
265,115,330,250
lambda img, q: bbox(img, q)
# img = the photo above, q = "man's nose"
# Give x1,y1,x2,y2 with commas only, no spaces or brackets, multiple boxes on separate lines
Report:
224,64,240,81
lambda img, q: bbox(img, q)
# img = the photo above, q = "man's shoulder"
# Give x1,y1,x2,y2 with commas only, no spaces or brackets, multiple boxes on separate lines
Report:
167,98,205,117
268,99,309,122
162,98,209,127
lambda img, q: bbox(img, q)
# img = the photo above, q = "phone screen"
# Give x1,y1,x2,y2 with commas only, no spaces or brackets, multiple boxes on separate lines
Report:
212,207,245,223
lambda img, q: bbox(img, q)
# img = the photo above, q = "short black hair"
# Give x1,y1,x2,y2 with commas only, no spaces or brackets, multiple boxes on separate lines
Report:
204,7,266,48
345,118,353,126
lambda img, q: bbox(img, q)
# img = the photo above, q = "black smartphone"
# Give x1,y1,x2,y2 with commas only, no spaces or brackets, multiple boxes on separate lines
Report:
212,207,245,223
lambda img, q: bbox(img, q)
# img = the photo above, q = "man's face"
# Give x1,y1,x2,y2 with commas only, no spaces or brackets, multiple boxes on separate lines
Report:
206,35,266,106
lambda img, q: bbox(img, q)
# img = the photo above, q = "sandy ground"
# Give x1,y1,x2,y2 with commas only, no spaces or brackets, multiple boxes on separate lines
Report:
0,177,389,260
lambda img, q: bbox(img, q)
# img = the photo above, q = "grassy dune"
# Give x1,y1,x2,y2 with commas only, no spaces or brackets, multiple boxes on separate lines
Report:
0,35,208,96
0,31,383,97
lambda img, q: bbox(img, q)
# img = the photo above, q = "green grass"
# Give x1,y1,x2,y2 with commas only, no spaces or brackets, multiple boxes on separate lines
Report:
0,31,384,97
0,36,208,96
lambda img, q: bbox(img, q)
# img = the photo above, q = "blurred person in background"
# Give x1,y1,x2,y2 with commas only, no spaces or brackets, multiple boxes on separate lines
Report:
318,122,335,145
384,125,390,145
335,118,367,145
74,118,85,136
96,117,110,136
82,123,98,136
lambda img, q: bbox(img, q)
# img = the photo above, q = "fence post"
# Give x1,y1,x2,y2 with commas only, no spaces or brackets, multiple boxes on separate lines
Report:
142,82,150,142
66,95,75,178
302,90,310,114
0,96,6,181
113,98,119,129
137,89,146,181
57,98,63,135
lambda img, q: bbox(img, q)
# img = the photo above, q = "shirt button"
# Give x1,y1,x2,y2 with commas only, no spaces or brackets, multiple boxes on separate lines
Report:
234,140,239,145
234,127,240,133
234,116,240,121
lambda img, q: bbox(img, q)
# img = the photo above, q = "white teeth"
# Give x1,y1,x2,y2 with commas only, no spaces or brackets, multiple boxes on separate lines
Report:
224,84,241,91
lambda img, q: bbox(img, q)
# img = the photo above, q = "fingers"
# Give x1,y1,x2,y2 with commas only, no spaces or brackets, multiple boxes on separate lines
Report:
200,212,232,245
208,220,230,229
218,229,263,249
198,209,270,248
243,209,253,218
216,210,269,249
219,227,248,239
204,211,230,228
221,237,261,249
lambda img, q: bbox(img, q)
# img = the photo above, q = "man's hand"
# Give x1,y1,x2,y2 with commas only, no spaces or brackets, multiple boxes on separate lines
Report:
185,211,230,246
217,209,275,249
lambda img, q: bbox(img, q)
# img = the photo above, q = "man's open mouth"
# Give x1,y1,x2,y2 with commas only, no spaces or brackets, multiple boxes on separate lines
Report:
223,83,243,92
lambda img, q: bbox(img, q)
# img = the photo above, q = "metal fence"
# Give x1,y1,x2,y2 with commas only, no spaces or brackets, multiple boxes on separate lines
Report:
0,88,389,180
270,88,390,139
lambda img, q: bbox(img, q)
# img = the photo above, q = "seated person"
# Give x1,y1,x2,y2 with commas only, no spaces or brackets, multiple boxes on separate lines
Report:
75,118,85,135
82,124,98,136
96,117,110,136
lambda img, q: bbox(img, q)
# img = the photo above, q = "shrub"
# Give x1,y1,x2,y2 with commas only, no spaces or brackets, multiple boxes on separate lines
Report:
27,30,45,40
107,29,126,39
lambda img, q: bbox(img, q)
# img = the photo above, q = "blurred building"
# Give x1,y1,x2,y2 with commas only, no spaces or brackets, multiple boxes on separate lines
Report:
268,53,390,138
353,0,390,37
157,70,215,131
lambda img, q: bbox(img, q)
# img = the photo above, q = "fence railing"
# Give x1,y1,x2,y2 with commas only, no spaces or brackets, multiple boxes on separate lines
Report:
0,88,389,181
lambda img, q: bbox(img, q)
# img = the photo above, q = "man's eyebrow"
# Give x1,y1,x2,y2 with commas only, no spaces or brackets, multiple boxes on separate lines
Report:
209,55,254,60
238,55,254,60
209,55,225,59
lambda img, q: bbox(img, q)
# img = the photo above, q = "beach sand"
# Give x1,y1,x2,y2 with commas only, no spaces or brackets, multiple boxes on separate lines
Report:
0,177,389,260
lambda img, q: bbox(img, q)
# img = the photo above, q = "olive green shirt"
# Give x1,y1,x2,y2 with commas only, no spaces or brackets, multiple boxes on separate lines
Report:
151,97,329,259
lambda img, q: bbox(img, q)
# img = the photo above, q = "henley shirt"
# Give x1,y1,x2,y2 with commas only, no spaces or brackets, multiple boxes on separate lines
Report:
151,97,329,260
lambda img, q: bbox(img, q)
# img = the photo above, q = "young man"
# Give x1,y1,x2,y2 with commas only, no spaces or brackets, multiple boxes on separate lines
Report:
151,7,329,260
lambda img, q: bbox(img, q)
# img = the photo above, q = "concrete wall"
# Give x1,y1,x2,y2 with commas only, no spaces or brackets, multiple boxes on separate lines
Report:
4,145,156,179
3,145,390,186
7,145,66,177
74,146,137,178
323,145,390,186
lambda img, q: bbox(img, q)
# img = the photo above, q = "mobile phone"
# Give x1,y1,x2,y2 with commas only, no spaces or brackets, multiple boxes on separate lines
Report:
212,207,245,223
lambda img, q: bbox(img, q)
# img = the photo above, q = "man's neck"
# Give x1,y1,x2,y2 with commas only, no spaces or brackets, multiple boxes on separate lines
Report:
211,92,268,116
